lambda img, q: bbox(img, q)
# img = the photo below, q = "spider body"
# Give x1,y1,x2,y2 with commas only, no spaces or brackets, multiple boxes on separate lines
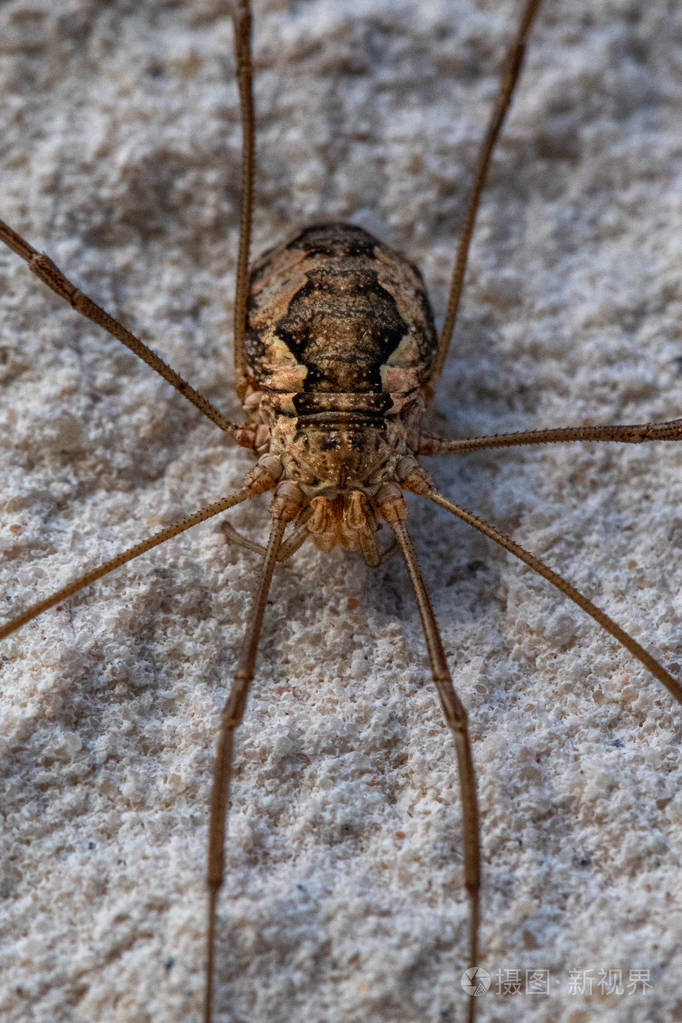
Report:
239,222,435,558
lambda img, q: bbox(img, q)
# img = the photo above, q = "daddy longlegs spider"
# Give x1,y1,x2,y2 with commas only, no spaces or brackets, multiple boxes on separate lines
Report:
1,1,680,1021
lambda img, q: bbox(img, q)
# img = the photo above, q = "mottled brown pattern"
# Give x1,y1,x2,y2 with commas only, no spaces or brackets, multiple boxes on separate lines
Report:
243,223,437,398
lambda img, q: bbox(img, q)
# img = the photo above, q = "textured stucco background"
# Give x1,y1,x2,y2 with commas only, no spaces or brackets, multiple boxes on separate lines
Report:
0,2,681,1022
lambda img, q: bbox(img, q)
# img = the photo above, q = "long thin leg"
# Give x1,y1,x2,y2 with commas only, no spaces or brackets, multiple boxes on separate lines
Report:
231,0,256,396
429,0,543,388
419,418,682,455
401,472,682,705
389,517,480,1023
0,219,240,439
205,513,286,1023
0,466,278,642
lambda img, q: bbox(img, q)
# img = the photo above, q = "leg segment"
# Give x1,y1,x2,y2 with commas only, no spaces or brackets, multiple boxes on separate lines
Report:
231,0,256,395
276,507,314,562
220,520,268,557
0,218,239,439
204,511,287,1023
0,475,274,642
381,503,480,1023
430,0,543,388
419,418,682,455
220,506,313,562
401,473,682,706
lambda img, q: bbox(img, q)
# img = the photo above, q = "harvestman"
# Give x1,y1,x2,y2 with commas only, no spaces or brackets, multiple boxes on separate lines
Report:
1,1,681,1021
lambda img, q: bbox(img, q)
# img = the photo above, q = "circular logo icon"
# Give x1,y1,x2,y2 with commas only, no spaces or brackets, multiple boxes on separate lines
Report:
461,966,491,996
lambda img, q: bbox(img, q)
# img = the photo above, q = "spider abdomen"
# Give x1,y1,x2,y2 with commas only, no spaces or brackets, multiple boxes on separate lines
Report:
243,222,437,403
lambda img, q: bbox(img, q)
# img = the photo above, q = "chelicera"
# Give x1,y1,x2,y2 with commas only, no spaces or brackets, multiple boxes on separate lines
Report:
1,1,680,1021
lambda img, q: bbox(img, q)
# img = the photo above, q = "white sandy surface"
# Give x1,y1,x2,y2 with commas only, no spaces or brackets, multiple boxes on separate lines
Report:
0,2,680,1022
